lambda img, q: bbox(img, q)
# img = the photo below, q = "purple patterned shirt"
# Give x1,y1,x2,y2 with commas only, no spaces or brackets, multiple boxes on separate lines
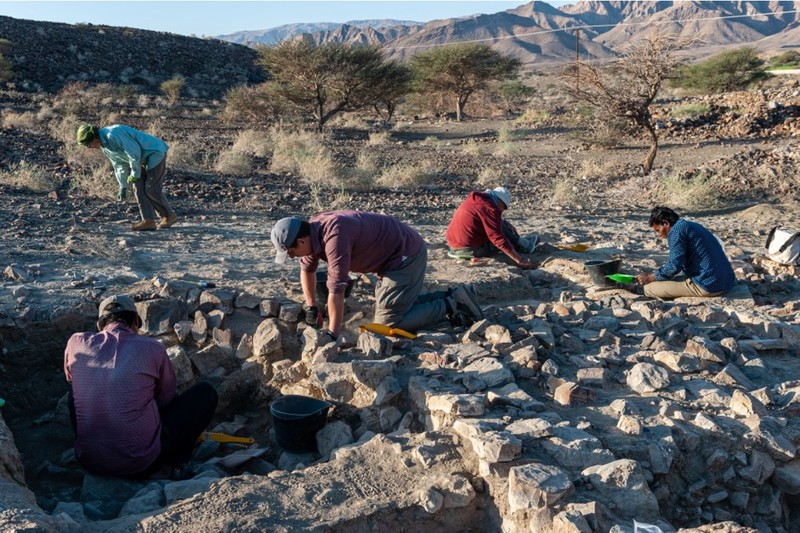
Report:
64,323,176,476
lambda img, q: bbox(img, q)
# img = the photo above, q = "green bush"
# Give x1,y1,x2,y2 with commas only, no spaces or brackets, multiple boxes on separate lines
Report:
672,47,769,93
768,51,800,69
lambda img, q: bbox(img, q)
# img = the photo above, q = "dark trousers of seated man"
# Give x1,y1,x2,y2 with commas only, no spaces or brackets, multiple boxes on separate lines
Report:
449,219,526,265
69,381,217,478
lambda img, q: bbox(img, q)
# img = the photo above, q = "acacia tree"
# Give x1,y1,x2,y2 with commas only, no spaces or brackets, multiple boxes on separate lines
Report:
371,61,413,122
411,43,521,121
565,32,693,174
257,40,409,131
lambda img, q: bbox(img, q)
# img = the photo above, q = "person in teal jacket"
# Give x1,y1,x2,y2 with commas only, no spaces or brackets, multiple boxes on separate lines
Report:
77,124,177,231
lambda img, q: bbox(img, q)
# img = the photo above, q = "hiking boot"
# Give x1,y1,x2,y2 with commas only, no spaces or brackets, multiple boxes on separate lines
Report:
132,219,157,231
449,284,484,322
517,235,540,254
158,212,178,229
447,310,474,328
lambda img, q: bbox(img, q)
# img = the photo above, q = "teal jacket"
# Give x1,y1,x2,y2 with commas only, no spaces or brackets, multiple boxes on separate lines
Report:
98,125,168,189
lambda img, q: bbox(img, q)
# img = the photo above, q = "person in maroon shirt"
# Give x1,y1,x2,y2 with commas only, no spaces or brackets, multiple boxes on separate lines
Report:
64,295,217,478
270,210,484,340
446,186,537,269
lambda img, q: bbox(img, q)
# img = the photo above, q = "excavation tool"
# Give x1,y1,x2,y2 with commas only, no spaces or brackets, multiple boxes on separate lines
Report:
359,323,417,340
606,273,636,284
198,432,255,445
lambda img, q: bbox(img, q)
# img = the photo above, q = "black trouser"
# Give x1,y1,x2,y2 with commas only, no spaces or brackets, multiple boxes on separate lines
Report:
69,381,218,478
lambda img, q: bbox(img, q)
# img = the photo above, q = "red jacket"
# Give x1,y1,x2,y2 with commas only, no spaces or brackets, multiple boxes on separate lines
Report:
446,192,515,257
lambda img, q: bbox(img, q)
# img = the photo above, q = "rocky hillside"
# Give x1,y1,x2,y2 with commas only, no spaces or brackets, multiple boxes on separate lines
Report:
0,16,265,97
225,0,800,65
218,19,421,46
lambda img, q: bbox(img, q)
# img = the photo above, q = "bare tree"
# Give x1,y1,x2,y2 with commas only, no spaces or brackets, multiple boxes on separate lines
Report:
565,32,694,174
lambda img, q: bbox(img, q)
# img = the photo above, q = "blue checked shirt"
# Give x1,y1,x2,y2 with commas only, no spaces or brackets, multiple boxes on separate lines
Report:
655,218,735,293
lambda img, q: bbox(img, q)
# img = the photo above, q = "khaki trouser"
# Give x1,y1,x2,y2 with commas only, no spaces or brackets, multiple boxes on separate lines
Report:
373,247,448,331
133,158,174,221
644,278,727,300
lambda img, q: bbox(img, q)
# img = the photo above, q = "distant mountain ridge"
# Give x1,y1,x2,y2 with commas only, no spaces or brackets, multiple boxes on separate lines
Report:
217,19,421,45
217,0,800,65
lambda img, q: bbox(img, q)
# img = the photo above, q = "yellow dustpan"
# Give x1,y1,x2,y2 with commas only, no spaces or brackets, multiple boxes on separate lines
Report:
556,243,591,252
359,323,417,340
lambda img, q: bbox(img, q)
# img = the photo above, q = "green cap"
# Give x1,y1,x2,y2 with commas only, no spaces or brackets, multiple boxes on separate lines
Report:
76,124,98,145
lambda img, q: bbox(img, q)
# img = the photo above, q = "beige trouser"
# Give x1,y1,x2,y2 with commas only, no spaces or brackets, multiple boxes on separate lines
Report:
644,278,727,300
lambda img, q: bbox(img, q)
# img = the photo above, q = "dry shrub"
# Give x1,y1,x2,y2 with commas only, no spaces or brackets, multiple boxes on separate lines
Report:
422,135,440,147
160,75,185,105
146,119,167,139
496,125,517,143
655,171,719,210
669,102,712,119
270,129,338,185
215,150,253,175
2,111,39,129
367,131,391,146
169,139,205,172
463,140,487,156
136,94,151,108
376,162,432,189
232,129,272,158
516,108,551,125
476,166,503,187
50,115,109,175
338,151,378,191
577,159,618,181
549,175,584,208
36,104,55,123
70,166,115,200
0,160,58,192
493,142,518,157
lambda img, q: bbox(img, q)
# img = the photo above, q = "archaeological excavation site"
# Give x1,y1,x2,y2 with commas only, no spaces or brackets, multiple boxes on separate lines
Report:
2,4,800,532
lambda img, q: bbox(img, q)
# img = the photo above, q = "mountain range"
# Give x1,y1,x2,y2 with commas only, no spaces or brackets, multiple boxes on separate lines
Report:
217,0,800,66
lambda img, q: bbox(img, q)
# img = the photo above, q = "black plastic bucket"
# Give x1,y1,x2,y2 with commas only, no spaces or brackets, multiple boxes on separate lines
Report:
316,270,356,300
270,395,331,453
584,259,622,288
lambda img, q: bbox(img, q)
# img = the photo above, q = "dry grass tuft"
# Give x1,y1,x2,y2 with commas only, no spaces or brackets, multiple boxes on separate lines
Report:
376,162,432,189
232,129,272,158
169,139,206,172
475,166,503,187
516,108,550,125
69,165,115,200
270,130,338,185
367,131,391,146
2,111,39,129
463,140,487,156
655,171,719,210
0,160,58,192
549,175,585,208
215,150,254,175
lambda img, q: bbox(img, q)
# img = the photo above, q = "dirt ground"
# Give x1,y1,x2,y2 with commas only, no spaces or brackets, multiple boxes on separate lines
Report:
1,78,799,529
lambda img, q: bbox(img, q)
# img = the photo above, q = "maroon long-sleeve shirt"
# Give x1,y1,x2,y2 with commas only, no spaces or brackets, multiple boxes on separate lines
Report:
300,210,424,295
445,192,515,257
64,323,176,476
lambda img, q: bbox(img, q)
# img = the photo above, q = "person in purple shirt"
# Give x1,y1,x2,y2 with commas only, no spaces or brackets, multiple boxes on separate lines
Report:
636,206,735,300
64,295,217,478
270,210,484,341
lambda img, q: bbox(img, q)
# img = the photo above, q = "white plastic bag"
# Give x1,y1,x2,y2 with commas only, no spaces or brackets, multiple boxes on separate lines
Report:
634,521,664,533
765,227,800,265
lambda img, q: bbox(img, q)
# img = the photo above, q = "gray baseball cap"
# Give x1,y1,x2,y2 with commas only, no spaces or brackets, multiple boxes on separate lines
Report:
98,294,137,318
271,217,302,264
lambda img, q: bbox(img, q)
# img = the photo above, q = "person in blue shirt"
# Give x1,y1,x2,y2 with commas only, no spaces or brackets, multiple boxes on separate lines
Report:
77,124,177,231
636,206,735,300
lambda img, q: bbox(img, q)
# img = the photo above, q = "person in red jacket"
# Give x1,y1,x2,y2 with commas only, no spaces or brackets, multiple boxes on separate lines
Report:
446,186,537,269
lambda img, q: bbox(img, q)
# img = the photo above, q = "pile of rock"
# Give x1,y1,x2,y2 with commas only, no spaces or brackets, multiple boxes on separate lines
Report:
2,267,800,531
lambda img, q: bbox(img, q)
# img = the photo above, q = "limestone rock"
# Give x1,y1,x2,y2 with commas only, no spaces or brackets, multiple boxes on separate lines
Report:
626,363,670,394
580,459,659,520
135,298,182,336
316,420,354,459
252,318,283,360
508,463,573,512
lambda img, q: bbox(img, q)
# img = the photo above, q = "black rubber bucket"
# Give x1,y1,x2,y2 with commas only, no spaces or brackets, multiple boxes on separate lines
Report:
270,395,331,453
316,270,356,300
584,259,622,288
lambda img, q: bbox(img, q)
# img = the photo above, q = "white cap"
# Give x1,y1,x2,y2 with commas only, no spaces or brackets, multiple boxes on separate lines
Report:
485,186,511,208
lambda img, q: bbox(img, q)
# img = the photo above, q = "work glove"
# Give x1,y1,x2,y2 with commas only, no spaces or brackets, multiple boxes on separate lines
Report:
302,304,324,329
126,174,138,184
116,186,128,203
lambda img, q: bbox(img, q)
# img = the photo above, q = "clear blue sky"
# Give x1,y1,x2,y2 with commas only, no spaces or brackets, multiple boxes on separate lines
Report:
0,1,571,37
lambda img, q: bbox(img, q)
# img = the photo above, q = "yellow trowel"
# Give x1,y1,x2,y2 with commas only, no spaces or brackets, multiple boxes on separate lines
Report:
198,432,256,445
359,323,417,340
